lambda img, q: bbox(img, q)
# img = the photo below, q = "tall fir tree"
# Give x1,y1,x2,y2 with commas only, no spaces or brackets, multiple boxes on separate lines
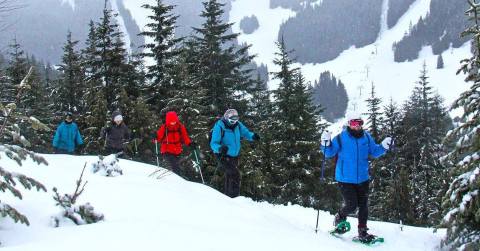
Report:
241,75,275,200
270,38,327,207
441,1,480,249
139,0,182,112
55,31,85,114
4,38,28,105
363,82,384,221
159,42,209,181
95,3,128,111
191,0,255,117
364,82,383,141
409,64,450,225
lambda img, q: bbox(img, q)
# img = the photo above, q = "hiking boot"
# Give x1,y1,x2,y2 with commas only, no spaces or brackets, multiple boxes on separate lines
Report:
333,213,346,227
332,213,350,234
358,227,376,243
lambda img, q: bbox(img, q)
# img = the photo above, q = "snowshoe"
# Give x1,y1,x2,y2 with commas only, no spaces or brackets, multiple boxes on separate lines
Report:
329,221,351,236
353,227,384,245
352,235,384,245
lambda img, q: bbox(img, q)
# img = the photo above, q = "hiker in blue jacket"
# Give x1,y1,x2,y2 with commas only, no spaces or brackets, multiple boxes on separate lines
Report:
52,112,83,154
320,111,392,242
210,109,260,198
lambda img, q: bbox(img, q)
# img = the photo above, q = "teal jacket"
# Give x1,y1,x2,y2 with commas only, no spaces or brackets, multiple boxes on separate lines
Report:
52,121,83,153
210,119,254,157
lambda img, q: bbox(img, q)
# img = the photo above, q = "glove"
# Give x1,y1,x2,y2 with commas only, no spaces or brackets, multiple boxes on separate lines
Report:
219,145,229,157
381,137,393,150
320,131,332,147
252,133,260,141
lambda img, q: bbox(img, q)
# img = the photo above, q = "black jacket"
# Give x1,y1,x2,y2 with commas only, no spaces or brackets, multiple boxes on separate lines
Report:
102,123,131,150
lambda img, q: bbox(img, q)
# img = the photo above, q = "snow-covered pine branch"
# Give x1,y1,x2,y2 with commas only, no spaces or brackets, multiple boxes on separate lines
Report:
90,153,123,177
51,163,104,227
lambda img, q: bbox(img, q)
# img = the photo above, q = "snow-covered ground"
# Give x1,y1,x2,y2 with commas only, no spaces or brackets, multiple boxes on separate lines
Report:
0,154,444,250
230,0,470,117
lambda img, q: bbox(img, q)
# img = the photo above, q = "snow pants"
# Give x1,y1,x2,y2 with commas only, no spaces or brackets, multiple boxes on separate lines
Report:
223,156,240,198
337,180,370,227
163,153,181,175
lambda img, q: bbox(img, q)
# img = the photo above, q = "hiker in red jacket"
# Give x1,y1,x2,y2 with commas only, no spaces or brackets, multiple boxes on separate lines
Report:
155,111,193,175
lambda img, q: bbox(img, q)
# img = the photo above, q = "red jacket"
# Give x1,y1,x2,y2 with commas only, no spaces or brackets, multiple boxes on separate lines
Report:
156,111,191,155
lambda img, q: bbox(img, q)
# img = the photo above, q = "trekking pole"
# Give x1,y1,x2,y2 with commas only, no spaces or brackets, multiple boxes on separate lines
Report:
104,132,108,148
315,209,320,233
154,140,160,167
320,140,328,181
192,147,205,184
134,138,138,155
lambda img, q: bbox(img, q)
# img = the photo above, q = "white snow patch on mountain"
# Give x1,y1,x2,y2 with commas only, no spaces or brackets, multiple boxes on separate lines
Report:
121,0,158,65
230,0,468,118
60,0,75,10
230,0,296,67
111,0,132,55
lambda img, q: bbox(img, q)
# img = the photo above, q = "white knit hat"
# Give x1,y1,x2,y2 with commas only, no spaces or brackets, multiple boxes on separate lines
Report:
114,114,123,122
224,109,239,119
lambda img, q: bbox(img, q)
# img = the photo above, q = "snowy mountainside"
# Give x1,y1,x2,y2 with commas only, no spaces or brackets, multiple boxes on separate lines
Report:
0,0,144,64
229,0,471,120
0,154,444,250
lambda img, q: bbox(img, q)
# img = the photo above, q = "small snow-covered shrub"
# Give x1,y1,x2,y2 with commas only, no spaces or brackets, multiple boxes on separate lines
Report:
91,154,123,177
51,164,104,227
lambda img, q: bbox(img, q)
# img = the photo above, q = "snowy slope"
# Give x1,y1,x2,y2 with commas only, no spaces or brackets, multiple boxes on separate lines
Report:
0,154,444,250
230,0,470,117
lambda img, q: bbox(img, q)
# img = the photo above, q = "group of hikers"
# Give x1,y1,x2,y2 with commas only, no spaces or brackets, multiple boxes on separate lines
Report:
52,108,392,243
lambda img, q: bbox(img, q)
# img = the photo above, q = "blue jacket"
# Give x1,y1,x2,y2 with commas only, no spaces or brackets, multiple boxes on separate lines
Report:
210,119,254,157
52,121,83,153
321,129,386,184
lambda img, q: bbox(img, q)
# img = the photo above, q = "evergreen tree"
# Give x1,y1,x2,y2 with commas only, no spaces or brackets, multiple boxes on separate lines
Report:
159,42,209,181
0,67,48,230
404,63,451,225
372,98,408,222
364,82,383,140
363,82,384,220
81,20,108,153
241,75,275,200
191,0,255,117
20,59,53,153
3,38,28,105
270,38,327,207
437,53,444,69
95,4,127,110
441,1,480,249
139,0,182,112
56,31,85,113
311,71,348,122
5,38,28,87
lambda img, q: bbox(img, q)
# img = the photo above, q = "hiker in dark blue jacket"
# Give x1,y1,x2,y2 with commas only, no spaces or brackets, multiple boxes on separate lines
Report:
52,112,83,154
320,111,392,242
210,108,260,198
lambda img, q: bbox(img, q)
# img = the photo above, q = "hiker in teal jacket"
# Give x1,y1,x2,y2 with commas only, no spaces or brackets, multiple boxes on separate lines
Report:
52,112,83,154
210,109,260,198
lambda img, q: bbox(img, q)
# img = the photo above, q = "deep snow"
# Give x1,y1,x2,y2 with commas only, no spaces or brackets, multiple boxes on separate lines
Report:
0,154,444,250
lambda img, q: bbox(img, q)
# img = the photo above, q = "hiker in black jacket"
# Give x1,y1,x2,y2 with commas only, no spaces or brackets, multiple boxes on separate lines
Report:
100,111,131,155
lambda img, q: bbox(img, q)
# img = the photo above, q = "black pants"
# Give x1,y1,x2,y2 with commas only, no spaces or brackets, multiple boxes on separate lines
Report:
106,146,123,154
163,153,181,175
337,181,370,227
221,156,240,198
